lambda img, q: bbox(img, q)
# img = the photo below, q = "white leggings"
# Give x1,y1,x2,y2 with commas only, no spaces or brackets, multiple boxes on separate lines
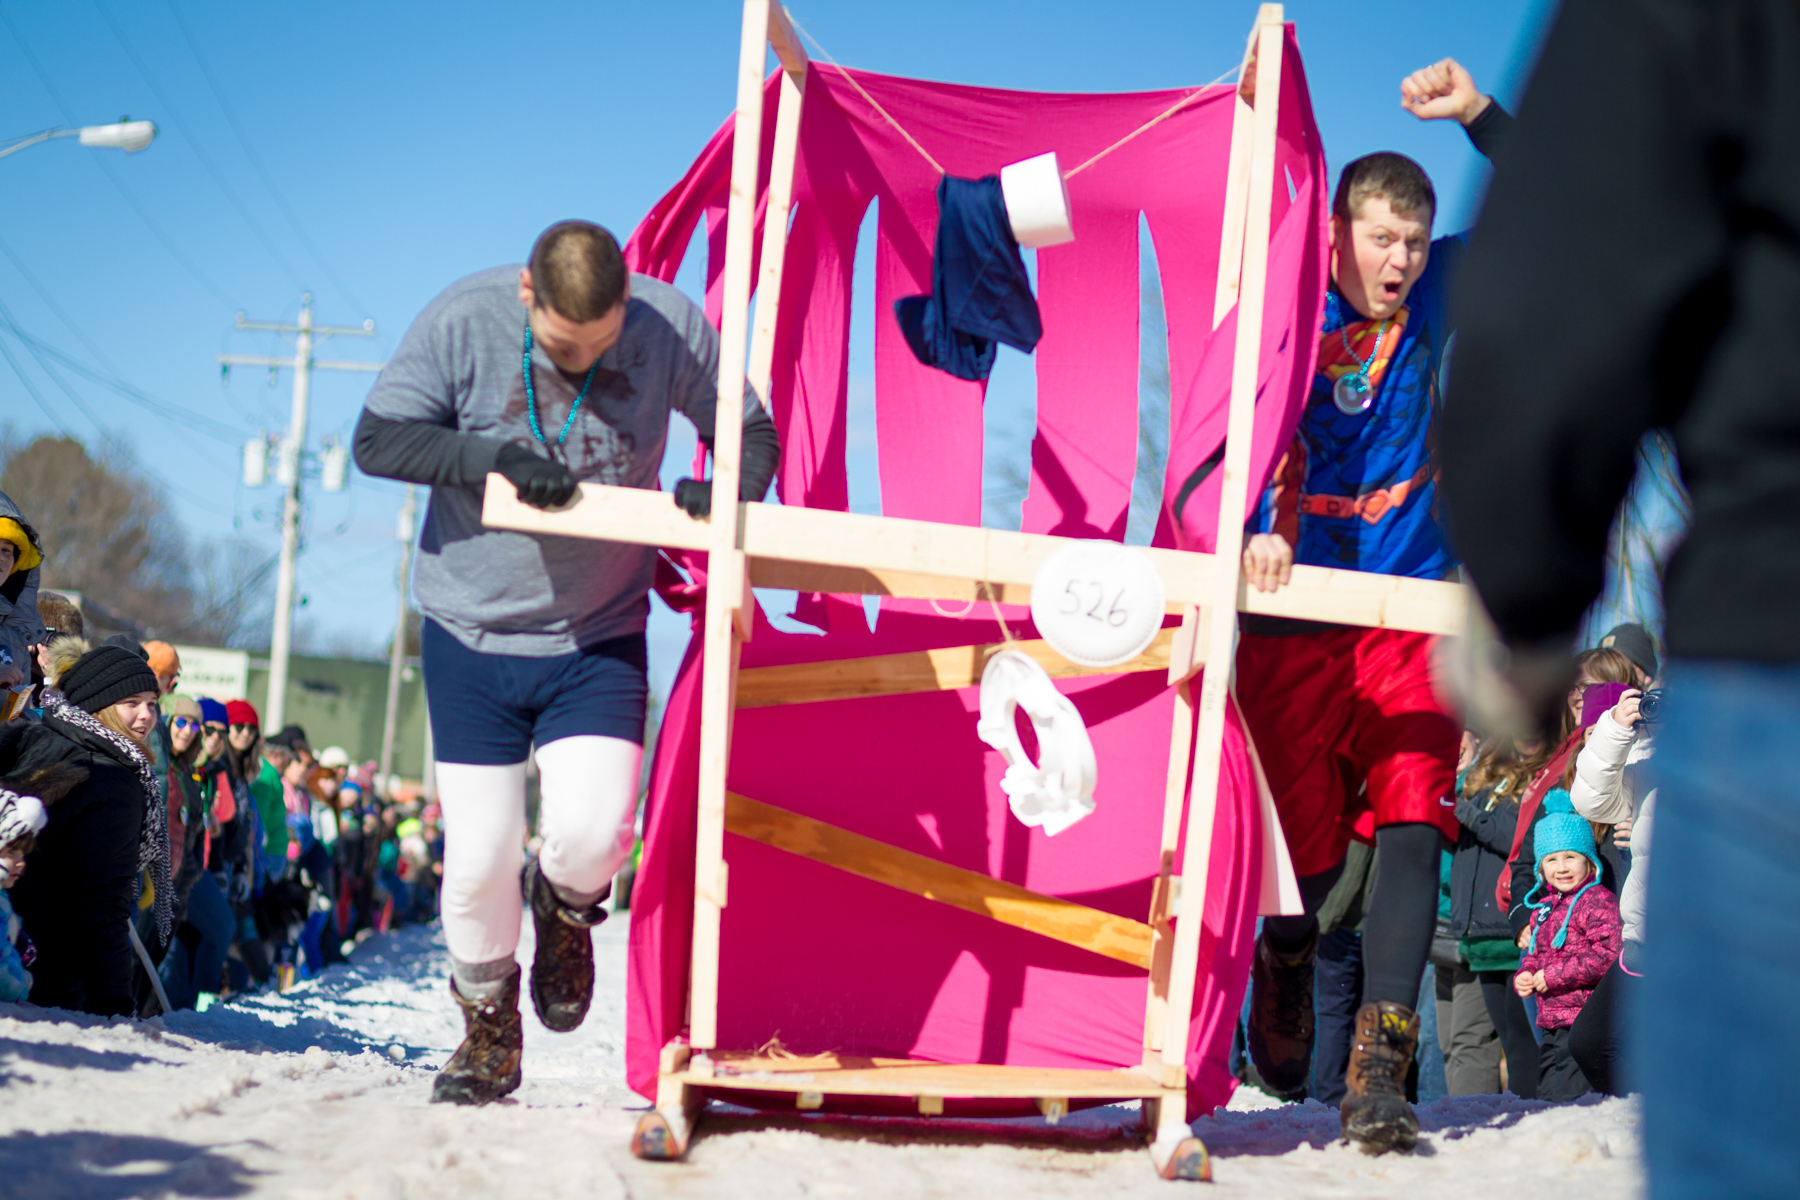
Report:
435,735,642,967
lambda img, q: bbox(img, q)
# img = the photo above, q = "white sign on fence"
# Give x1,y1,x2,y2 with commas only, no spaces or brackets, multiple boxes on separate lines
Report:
172,645,251,701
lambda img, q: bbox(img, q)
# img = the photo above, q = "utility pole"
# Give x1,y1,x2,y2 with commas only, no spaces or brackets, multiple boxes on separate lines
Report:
378,483,417,785
223,294,379,732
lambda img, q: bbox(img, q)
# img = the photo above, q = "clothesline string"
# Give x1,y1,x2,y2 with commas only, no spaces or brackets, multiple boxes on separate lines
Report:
789,12,946,175
787,14,1239,184
1061,71,1236,180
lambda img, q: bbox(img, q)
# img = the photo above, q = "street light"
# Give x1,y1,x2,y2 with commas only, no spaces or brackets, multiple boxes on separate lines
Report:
0,119,158,162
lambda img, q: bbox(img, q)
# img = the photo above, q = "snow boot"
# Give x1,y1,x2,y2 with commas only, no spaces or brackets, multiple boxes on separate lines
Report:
1246,927,1317,1101
431,968,523,1105
525,858,608,1033
1339,1000,1421,1154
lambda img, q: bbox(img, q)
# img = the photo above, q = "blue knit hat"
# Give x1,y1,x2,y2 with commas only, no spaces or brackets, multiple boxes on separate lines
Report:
1524,789,1603,952
198,697,228,726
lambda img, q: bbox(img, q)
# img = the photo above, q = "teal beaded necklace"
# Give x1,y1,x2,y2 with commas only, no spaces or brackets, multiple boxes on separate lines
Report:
522,320,602,446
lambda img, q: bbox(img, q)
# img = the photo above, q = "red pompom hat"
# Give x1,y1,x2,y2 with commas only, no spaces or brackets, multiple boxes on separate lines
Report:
225,699,260,728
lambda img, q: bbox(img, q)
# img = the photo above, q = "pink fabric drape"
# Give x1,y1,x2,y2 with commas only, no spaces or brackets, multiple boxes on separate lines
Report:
624,28,1326,1119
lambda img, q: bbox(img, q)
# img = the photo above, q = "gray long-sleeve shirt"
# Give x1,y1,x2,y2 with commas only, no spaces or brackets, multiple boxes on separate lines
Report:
355,267,773,656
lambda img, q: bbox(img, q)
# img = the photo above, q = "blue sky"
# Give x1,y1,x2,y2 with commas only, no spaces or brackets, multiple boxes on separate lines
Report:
1,0,1556,697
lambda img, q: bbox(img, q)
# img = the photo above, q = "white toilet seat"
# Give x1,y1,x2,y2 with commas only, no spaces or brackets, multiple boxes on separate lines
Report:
976,649,1098,836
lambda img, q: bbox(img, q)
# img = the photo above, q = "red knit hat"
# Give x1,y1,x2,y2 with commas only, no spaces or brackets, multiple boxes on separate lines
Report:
225,699,260,728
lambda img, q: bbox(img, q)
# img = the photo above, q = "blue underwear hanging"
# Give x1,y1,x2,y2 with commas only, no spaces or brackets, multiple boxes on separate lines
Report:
895,174,1044,382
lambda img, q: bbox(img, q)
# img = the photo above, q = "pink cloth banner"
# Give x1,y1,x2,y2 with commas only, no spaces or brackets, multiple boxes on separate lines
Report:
624,27,1326,1119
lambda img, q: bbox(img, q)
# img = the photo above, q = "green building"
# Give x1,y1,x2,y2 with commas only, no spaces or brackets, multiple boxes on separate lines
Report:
243,652,429,779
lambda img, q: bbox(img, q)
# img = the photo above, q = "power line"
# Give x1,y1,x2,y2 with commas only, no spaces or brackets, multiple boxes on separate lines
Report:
91,0,309,294
0,6,241,311
0,295,109,433
0,315,249,444
0,333,76,438
188,550,279,630
163,0,373,319
0,229,124,375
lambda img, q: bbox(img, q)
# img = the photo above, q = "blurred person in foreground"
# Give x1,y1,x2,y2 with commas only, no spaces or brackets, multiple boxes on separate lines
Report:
1442,2,1800,1195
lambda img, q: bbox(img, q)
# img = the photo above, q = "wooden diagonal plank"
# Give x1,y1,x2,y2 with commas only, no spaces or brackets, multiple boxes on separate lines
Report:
725,793,1155,970
735,627,1180,709
481,476,1468,637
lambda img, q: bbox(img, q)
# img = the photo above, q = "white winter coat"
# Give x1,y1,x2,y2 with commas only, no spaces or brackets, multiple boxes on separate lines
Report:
1569,709,1653,947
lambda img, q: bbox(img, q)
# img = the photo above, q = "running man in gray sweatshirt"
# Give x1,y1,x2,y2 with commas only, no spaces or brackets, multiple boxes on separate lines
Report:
354,220,778,1104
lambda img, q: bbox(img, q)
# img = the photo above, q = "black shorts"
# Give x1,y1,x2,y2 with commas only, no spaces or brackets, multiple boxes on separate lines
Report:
422,619,648,765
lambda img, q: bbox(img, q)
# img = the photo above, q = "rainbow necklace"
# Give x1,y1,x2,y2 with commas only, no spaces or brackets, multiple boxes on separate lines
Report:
1332,315,1392,415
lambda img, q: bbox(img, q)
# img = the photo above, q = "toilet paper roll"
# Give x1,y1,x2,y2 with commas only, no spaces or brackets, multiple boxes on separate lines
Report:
999,151,1075,249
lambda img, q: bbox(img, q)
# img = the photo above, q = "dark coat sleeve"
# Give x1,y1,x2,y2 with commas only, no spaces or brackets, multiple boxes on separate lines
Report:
2,726,144,1016
1441,0,1787,647
1507,814,1539,938
1455,795,1519,857
1462,101,1513,161
61,764,143,1016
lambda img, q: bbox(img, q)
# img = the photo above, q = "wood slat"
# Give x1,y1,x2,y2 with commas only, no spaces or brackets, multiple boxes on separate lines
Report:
725,793,1155,970
1159,1,1287,1089
748,560,1033,607
678,1054,1170,1100
767,3,809,78
483,474,708,550
481,478,1469,637
734,627,1180,709
688,0,777,1053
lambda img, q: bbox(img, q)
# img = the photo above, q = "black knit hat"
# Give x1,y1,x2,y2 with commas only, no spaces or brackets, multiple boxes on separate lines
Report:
1597,623,1659,682
58,645,161,714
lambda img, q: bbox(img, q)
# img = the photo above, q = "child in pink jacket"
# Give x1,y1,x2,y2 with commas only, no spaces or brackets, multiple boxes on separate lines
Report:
1515,791,1622,1101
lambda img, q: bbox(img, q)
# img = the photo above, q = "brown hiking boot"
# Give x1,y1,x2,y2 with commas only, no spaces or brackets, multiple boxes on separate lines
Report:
525,858,608,1033
1340,1000,1421,1154
1246,928,1317,1100
431,968,523,1105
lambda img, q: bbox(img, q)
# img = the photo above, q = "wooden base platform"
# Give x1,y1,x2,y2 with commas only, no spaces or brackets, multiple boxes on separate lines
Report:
679,1051,1171,1102
632,1045,1211,1181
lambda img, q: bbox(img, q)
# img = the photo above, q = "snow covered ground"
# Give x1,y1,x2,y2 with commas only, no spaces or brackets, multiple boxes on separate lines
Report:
0,916,1643,1199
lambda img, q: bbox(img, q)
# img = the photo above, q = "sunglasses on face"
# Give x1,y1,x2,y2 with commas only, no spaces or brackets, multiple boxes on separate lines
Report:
229,724,256,733
170,717,200,731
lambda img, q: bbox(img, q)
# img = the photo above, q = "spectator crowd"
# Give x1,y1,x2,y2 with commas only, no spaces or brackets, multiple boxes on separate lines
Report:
5,465,1653,1106
0,490,443,1016
1236,619,1658,1107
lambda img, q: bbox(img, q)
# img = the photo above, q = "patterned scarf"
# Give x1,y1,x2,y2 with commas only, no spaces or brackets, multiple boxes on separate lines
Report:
42,689,173,941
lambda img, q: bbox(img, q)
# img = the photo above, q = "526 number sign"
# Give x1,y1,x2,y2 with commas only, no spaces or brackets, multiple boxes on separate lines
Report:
1029,542,1166,668
1059,578,1132,628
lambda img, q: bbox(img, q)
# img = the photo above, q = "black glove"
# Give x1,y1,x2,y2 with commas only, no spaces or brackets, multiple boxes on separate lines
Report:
496,442,578,510
673,477,712,519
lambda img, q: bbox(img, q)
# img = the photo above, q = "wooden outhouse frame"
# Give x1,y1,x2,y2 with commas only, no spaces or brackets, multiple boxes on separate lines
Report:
482,1,1466,1180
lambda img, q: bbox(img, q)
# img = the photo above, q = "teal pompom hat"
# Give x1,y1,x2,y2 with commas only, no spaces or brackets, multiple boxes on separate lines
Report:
1524,788,1604,952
